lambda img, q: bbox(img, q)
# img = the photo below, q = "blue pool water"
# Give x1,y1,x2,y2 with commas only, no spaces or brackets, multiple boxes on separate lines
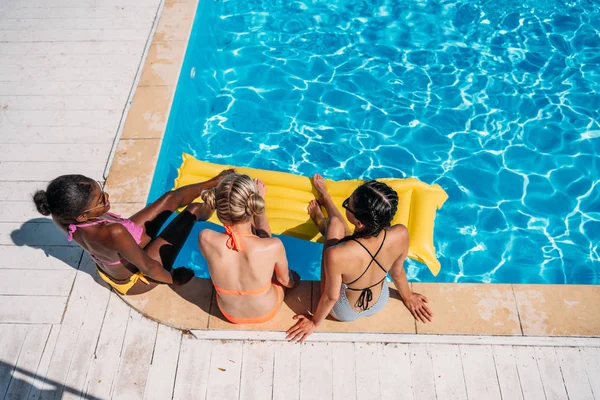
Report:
149,0,600,284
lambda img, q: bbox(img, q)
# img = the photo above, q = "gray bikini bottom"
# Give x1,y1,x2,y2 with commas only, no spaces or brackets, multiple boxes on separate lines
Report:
330,279,390,322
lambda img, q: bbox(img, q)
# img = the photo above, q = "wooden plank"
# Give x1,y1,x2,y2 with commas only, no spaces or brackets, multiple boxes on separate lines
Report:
0,296,67,323
331,342,356,400
429,344,468,400
0,162,104,184
205,340,243,400
514,346,546,400
0,95,125,111
0,222,76,246
0,66,137,83
0,127,116,144
354,342,380,400
0,270,75,296
0,182,50,201
142,324,182,400
0,29,149,43
172,337,213,400
0,203,53,224
534,347,568,400
29,258,98,399
239,341,275,400
460,345,501,400
272,341,301,400
378,343,413,400
409,344,436,400
580,347,600,399
83,292,131,399
0,110,118,128
0,324,29,399
0,42,143,57
4,324,52,400
0,81,126,97
555,347,595,400
111,311,158,400
60,272,111,400
299,342,332,400
190,330,600,347
0,246,82,270
22,324,61,400
492,345,524,400
0,0,159,7
0,17,152,31
0,144,112,163
0,6,158,20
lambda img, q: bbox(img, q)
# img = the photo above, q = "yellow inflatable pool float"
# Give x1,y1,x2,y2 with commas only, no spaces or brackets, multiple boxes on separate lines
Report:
174,153,448,276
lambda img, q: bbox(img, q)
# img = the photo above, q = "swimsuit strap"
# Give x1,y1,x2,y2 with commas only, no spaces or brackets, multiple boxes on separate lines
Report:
213,280,272,296
345,230,388,286
344,230,388,311
223,225,256,252
66,216,113,241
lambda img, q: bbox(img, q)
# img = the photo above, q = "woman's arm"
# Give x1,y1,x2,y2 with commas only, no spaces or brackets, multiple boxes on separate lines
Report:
388,226,433,323
286,247,342,342
109,224,174,284
273,239,294,288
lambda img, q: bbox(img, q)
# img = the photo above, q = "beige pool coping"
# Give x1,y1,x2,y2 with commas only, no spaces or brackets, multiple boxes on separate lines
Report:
104,0,600,337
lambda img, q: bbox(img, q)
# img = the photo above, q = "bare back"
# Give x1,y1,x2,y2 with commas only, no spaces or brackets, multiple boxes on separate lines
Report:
329,225,408,311
199,229,285,319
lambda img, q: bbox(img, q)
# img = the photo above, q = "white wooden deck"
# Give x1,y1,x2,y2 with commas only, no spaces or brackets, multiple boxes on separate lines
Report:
1,0,599,399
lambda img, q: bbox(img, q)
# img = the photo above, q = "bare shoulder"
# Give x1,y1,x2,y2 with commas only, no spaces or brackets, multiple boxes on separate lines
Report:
324,241,354,267
388,224,409,241
258,236,285,252
198,228,219,245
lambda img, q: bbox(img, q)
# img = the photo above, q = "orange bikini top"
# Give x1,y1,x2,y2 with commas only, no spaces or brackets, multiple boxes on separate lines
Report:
213,225,272,296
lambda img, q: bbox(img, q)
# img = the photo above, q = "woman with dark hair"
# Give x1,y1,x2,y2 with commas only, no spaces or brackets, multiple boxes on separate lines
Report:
33,171,233,295
286,174,433,342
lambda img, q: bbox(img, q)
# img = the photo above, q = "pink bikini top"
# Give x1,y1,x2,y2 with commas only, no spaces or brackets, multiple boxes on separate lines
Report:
67,212,143,266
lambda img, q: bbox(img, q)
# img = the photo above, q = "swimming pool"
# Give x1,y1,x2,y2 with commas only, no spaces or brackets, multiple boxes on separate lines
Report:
148,0,600,284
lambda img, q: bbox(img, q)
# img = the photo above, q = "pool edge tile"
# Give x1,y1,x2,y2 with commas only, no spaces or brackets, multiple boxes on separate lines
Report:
413,283,522,336
138,41,187,87
105,139,161,204
153,1,198,42
121,85,175,139
120,278,213,330
513,284,600,337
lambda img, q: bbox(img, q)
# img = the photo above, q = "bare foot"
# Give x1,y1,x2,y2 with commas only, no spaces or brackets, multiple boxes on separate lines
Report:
308,200,325,227
312,174,329,202
254,178,266,197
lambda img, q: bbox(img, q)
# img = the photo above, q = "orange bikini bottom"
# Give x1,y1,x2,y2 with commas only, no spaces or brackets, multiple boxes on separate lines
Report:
215,283,284,324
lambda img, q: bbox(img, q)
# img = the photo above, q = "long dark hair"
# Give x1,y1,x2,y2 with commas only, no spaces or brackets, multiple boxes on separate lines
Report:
33,175,96,221
347,180,398,240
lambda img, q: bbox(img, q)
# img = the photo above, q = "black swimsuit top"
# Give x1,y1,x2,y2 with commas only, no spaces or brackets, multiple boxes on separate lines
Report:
344,230,389,311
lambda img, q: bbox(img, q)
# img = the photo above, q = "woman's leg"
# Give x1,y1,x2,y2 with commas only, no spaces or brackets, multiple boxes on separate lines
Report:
125,203,212,295
130,171,233,246
312,174,351,237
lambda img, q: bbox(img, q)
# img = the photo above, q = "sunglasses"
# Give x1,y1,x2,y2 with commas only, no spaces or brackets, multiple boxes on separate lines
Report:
342,197,356,215
82,181,108,213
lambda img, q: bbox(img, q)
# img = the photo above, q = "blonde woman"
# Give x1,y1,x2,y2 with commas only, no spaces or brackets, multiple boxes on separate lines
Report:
199,173,300,324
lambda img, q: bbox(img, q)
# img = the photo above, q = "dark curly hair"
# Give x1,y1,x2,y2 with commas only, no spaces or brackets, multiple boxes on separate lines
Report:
33,175,97,222
348,180,399,240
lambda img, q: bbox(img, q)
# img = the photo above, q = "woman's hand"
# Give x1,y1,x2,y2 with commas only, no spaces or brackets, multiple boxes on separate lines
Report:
171,267,195,286
286,315,317,342
403,292,433,323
